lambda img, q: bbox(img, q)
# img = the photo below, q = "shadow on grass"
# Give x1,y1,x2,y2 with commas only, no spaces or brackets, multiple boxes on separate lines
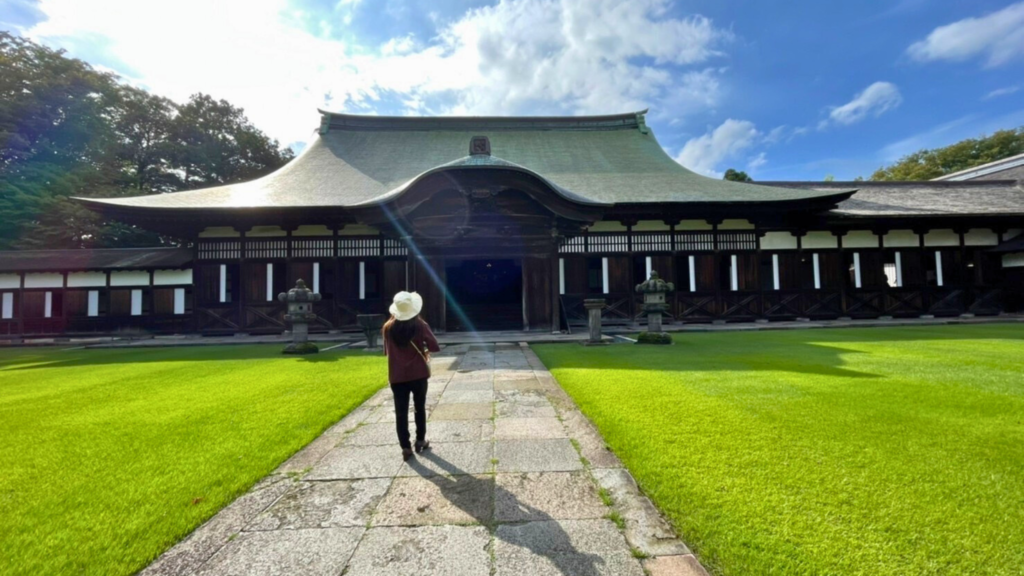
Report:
536,324,1024,379
0,344,378,372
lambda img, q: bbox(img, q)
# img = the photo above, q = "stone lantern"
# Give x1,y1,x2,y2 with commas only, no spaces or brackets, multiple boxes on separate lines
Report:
278,279,322,354
635,270,674,343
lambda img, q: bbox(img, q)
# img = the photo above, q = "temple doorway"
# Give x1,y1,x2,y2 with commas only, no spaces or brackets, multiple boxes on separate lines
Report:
444,258,523,331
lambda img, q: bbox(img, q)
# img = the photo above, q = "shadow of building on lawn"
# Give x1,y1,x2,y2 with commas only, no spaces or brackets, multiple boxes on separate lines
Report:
405,451,606,576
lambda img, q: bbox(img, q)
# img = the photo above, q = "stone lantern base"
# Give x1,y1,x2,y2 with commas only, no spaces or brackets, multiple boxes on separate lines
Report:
283,341,320,355
636,332,673,345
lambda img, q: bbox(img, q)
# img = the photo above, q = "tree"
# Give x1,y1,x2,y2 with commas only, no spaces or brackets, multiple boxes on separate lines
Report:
0,32,294,250
871,127,1024,181
169,94,293,190
723,168,753,182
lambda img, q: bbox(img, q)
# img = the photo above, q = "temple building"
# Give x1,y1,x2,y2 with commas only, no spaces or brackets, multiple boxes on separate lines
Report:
1,110,1022,338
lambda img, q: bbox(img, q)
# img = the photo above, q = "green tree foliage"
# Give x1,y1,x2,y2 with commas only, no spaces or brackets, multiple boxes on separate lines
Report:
0,32,294,250
871,127,1024,181
723,168,753,182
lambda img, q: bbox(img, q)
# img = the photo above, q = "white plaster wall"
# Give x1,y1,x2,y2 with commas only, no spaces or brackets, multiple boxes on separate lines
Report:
924,229,960,247
1003,253,1024,268
632,220,670,231
802,231,838,249
24,273,63,288
245,226,287,237
883,230,919,248
110,271,150,287
964,228,999,246
338,224,380,236
675,220,712,231
719,219,755,230
589,221,628,232
843,230,878,248
198,227,241,238
760,232,798,250
67,271,107,288
293,225,333,236
0,273,20,289
1005,229,1022,240
153,269,193,286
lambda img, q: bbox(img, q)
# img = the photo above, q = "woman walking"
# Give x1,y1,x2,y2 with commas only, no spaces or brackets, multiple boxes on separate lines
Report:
382,291,441,461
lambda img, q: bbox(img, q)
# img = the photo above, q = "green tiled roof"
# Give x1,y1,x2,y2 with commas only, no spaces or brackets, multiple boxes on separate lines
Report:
80,111,849,210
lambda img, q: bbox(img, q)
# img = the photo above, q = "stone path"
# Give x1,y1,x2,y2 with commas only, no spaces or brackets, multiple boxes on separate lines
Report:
142,343,706,576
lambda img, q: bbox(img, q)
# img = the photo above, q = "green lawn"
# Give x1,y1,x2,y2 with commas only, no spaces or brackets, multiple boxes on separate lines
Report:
533,324,1024,576
0,345,386,576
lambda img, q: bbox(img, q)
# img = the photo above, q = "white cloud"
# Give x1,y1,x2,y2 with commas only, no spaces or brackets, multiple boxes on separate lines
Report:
675,119,760,177
24,0,731,147
983,86,1019,100
747,152,767,171
907,2,1024,68
820,81,902,129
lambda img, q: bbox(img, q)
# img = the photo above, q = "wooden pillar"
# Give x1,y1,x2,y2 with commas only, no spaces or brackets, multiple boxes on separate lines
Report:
17,272,24,337
834,230,848,316
192,245,202,333
957,227,969,313
551,243,561,333
238,232,247,332
754,225,765,320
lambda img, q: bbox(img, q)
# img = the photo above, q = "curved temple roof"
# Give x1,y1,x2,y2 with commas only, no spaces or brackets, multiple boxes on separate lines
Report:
79,111,851,211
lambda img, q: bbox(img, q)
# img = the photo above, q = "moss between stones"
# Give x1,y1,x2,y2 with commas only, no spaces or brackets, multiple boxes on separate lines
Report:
636,332,672,345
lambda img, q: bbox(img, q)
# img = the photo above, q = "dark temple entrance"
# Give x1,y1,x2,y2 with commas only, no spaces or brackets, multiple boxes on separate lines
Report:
445,259,523,331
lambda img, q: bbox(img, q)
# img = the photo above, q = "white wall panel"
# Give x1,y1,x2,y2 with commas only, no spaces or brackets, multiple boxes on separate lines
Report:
802,231,838,250
760,232,798,250
0,273,20,289
67,271,107,288
24,273,63,288
131,289,143,316
883,230,918,248
924,229,960,247
2,292,13,319
110,271,150,287
964,228,999,246
153,269,193,286
843,231,878,249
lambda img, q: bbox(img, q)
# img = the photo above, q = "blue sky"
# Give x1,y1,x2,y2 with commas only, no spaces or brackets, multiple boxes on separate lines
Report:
2,0,1023,180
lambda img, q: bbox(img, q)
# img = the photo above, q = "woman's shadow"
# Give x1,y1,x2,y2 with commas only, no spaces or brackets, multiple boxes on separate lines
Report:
404,451,607,576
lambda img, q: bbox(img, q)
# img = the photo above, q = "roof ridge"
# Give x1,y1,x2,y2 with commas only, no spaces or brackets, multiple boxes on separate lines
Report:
318,109,649,133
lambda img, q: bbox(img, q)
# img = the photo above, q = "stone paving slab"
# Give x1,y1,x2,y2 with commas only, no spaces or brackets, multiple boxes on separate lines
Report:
373,475,494,526
495,439,584,472
643,554,711,576
192,527,364,576
345,525,492,576
342,422,402,446
494,417,567,439
430,402,493,420
591,468,690,556
445,379,494,391
426,420,494,443
495,471,606,522
495,400,558,419
494,519,645,576
306,445,404,480
437,390,494,404
246,479,391,530
397,442,494,477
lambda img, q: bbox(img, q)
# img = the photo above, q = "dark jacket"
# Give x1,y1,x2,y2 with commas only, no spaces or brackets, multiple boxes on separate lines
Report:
383,318,440,385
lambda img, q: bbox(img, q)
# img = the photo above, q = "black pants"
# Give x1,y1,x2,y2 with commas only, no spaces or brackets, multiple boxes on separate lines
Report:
390,378,428,450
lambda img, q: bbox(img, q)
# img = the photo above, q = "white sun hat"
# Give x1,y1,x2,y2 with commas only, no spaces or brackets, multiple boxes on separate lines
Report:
389,291,423,321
